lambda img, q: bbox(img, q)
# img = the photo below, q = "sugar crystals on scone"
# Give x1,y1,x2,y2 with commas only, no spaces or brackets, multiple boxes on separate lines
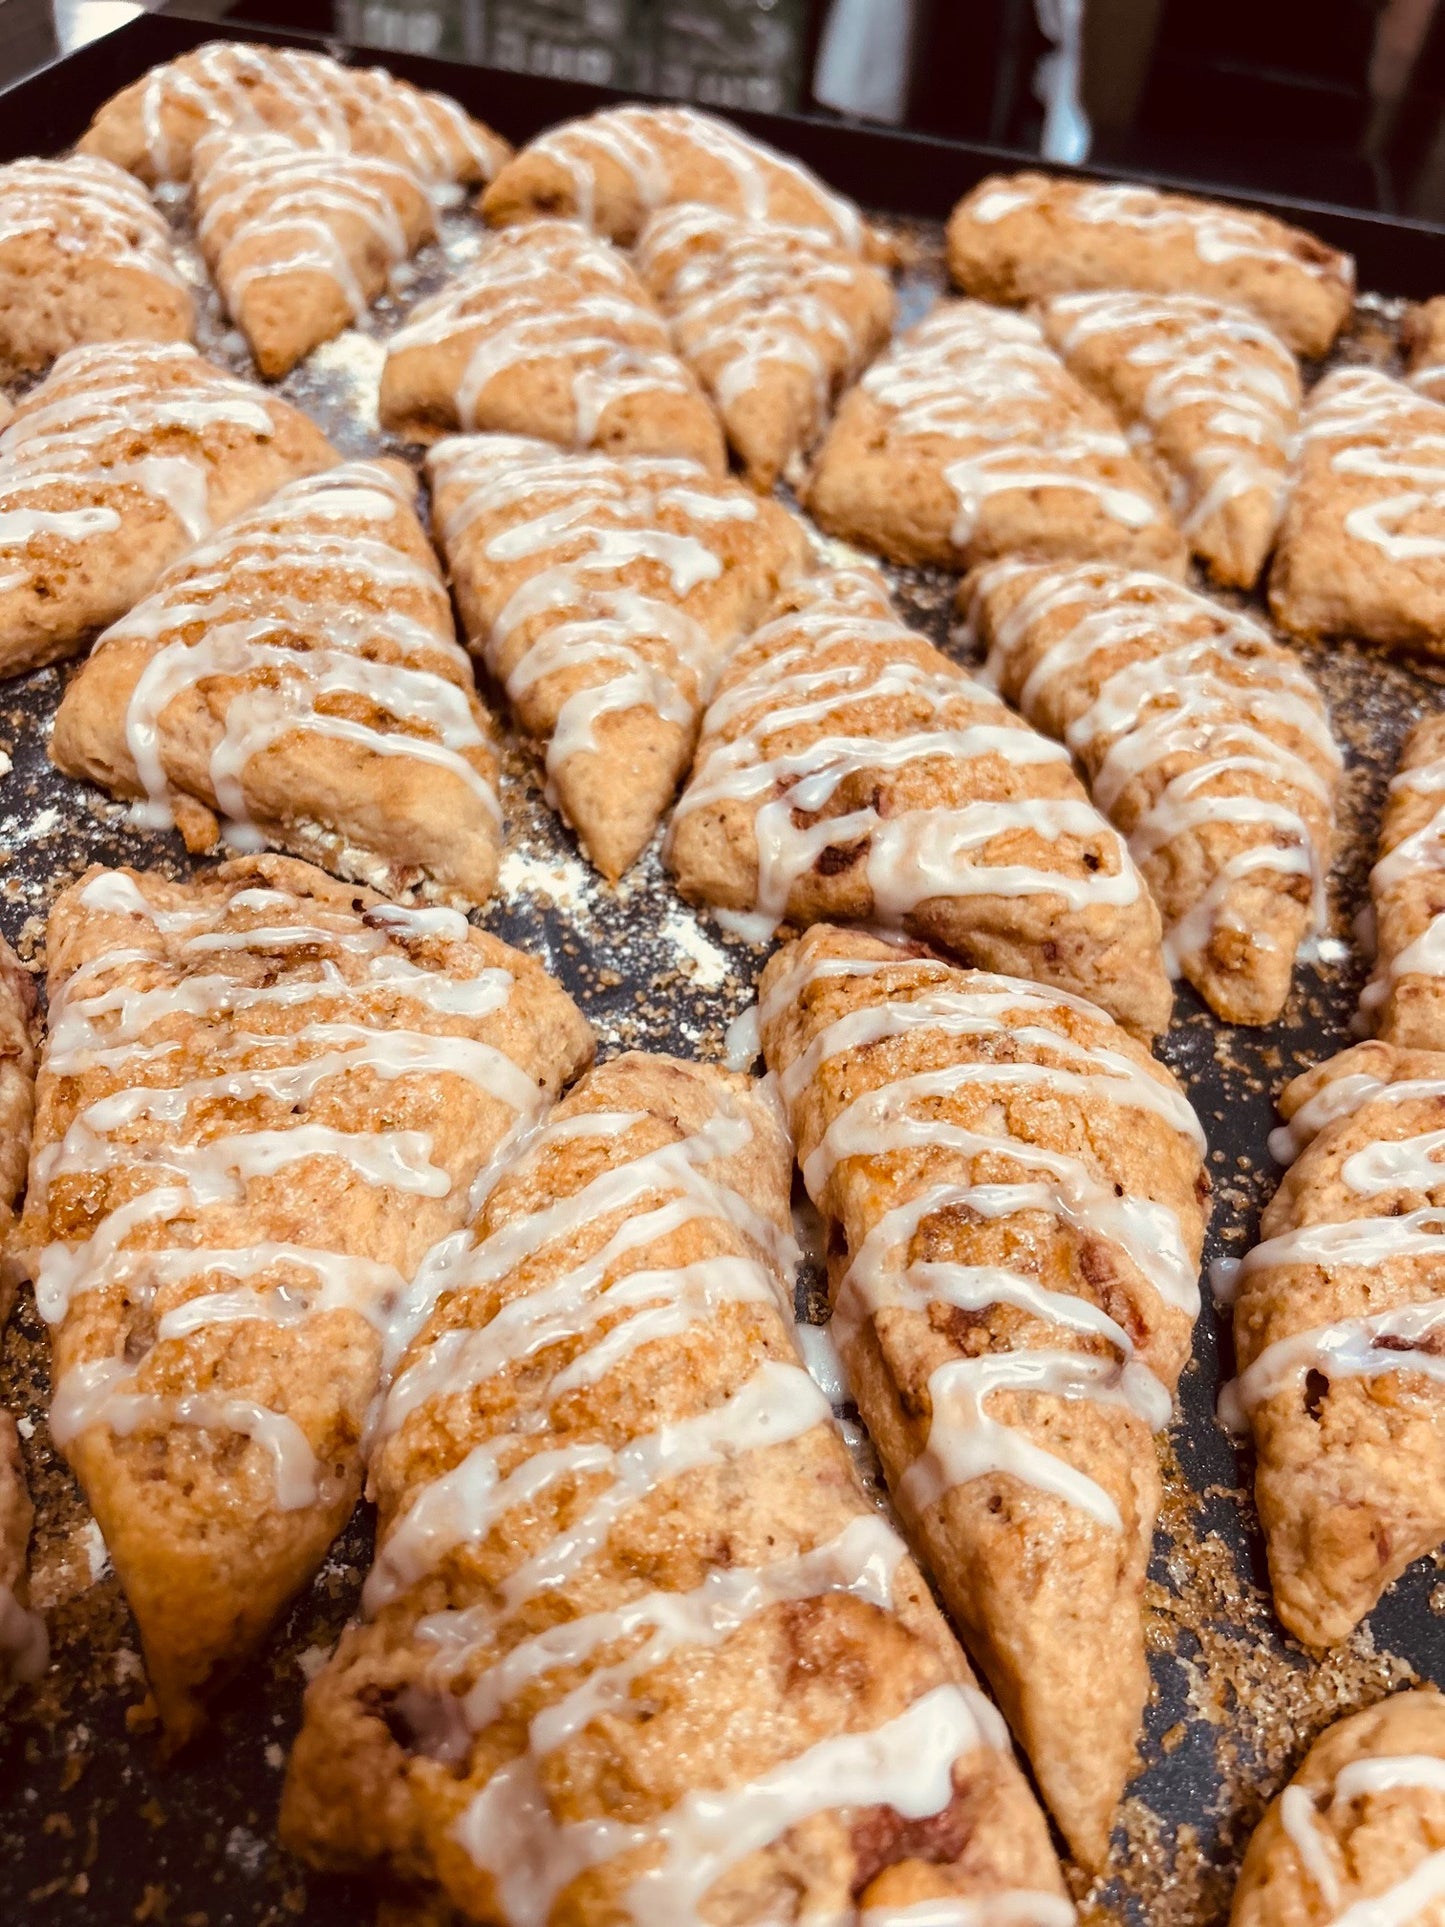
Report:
804,300,1185,573
948,171,1353,357
51,460,502,908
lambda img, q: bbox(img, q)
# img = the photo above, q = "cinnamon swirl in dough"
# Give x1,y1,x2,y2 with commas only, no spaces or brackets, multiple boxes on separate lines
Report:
1361,713,1445,1050
1232,1691,1445,1927
1227,1041,1445,1647
668,566,1173,1039
282,1050,1069,1924
758,926,1209,1867
0,340,337,677
0,154,193,379
78,40,507,193
634,203,895,490
1037,291,1300,588
21,856,592,1741
428,434,807,879
968,559,1339,1026
1269,367,1445,656
380,220,724,467
947,173,1353,357
192,130,435,379
50,460,501,906
804,300,1185,573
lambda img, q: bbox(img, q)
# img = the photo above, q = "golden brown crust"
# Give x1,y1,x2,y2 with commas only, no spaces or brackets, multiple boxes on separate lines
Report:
0,933,38,1328
23,854,593,1741
282,1050,1066,1922
1404,295,1445,402
1362,712,1445,1050
947,171,1353,358
1232,1691,1445,1925
758,925,1208,1868
50,460,502,909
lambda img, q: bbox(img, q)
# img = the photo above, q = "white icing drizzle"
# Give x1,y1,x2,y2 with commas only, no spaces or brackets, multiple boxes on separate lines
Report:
1299,367,1445,563
0,153,186,290
1363,734,1445,1031
1279,1753,1445,1924
84,459,498,849
40,869,554,1506
521,102,865,252
973,559,1337,980
857,302,1162,547
386,220,700,444
671,568,1146,936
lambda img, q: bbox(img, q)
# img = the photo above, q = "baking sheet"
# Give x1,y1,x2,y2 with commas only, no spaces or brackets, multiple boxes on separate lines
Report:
0,125,1440,1927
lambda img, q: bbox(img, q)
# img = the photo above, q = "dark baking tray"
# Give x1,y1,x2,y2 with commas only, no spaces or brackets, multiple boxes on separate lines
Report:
0,16,1442,1927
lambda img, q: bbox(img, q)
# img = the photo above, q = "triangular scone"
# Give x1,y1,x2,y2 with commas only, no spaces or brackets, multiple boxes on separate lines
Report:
1228,1040,1445,1649
192,130,435,379
1361,713,1445,1048
759,926,1209,1869
428,434,809,880
0,340,337,677
50,460,502,908
1405,296,1445,403
21,856,593,1741
947,172,1354,358
634,204,895,491
805,300,1186,573
1232,1690,1445,1926
379,220,725,468
1270,368,1445,656
0,154,193,380
78,40,508,192
1037,292,1300,589
668,566,1172,1039
968,559,1340,1027
480,101,884,257
282,1051,1069,1922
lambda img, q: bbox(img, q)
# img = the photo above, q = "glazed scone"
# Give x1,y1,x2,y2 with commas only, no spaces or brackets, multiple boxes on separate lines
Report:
804,300,1185,573
428,434,808,879
1226,1041,1445,1647
967,559,1340,1026
22,856,593,1742
78,40,508,192
379,219,724,466
948,172,1354,358
0,340,337,677
1361,713,1445,1049
1403,294,1445,402
0,1411,44,1699
759,927,1209,1868
282,1051,1070,1924
633,203,895,490
50,461,501,907
0,154,193,380
480,101,883,257
193,129,436,379
0,934,42,1702
669,566,1173,1039
1269,367,1445,656
1233,1691,1445,1926
1037,291,1300,588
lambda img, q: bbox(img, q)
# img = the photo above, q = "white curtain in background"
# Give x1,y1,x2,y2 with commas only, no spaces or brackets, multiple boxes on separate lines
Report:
1035,0,1092,162
813,0,917,125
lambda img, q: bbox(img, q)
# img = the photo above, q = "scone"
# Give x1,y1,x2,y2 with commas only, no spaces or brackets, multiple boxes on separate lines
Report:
1269,367,1445,655
1038,291,1300,588
804,300,1185,573
0,936,42,1701
1404,294,1445,402
193,129,436,379
759,926,1209,1869
78,39,508,192
1361,712,1445,1048
281,1051,1069,1924
428,434,808,879
480,101,883,257
967,559,1340,1026
22,856,593,1742
1232,1691,1445,1926
1226,1041,1445,1647
379,219,724,467
50,460,502,907
633,203,895,490
0,340,337,676
947,172,1354,357
0,154,193,379
668,566,1173,1039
